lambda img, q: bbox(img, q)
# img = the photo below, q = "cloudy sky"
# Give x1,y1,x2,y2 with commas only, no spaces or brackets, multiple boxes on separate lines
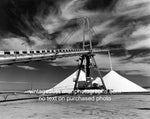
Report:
0,0,150,91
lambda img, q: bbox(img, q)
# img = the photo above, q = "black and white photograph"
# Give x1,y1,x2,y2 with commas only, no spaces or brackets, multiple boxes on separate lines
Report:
0,0,150,119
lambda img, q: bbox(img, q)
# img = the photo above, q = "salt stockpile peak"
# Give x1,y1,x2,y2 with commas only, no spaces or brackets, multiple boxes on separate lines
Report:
45,70,86,94
103,70,147,92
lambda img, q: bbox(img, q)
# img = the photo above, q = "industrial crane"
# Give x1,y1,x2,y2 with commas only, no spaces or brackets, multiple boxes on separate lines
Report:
0,17,113,94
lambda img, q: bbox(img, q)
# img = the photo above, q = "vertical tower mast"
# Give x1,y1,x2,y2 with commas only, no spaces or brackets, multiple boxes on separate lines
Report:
73,17,107,92
108,51,113,71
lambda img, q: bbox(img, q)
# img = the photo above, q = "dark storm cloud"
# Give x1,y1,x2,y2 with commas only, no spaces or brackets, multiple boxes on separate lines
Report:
0,0,62,45
83,0,118,11
51,18,81,38
126,49,150,59
61,18,81,31
107,2,150,28
108,15,150,29
89,2,150,59
0,0,149,65
103,15,150,57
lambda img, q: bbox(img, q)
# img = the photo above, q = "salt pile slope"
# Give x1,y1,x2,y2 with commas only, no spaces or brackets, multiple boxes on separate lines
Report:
103,70,147,92
92,77,102,86
45,70,86,93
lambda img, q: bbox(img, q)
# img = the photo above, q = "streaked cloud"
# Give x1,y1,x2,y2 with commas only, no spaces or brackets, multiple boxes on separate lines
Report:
49,56,79,66
0,65,10,68
16,65,38,71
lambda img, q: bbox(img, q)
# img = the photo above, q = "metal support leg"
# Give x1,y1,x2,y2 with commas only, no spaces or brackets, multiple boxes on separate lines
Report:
73,56,84,91
91,56,107,90
86,55,90,82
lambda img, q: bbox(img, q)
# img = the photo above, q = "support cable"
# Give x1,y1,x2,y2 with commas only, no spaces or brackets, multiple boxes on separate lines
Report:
91,55,107,90
108,51,113,71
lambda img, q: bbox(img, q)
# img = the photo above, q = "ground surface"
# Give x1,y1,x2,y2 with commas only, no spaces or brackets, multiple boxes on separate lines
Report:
0,94,150,119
